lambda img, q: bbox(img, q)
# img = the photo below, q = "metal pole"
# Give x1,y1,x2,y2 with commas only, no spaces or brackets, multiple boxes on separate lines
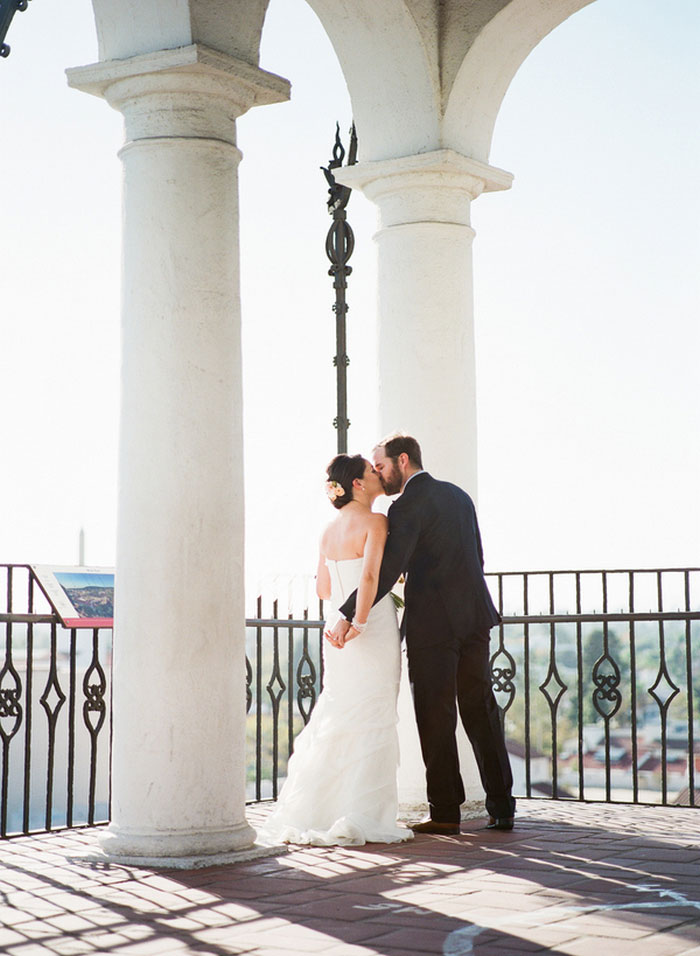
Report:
322,123,357,454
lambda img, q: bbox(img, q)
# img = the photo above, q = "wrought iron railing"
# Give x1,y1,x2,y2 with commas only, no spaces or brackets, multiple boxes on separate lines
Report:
0,565,111,837
1,564,698,838
245,597,325,803
490,568,699,807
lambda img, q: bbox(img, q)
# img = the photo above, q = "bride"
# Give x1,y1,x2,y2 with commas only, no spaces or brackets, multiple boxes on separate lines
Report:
257,453,412,846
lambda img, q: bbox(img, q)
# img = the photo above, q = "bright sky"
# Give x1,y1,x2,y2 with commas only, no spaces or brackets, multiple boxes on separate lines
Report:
1,0,698,597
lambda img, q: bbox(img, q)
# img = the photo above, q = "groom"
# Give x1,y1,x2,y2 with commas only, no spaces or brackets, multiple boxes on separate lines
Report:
326,434,515,833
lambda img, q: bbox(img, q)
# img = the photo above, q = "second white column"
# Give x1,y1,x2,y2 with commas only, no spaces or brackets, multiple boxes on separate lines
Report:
338,150,512,494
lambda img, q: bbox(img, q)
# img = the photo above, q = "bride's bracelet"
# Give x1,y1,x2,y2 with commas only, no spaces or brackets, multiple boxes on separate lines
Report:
350,618,368,634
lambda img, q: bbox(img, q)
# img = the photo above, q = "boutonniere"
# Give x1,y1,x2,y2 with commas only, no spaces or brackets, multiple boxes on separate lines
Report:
391,574,405,610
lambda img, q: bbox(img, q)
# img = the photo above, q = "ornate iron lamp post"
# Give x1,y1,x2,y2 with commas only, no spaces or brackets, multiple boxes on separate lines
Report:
321,123,357,454
1,0,31,58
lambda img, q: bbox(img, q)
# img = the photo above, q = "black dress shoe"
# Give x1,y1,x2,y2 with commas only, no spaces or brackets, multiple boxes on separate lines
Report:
485,816,514,831
410,819,460,835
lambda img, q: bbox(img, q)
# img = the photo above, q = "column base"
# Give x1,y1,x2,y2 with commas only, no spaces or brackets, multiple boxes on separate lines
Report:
86,819,261,869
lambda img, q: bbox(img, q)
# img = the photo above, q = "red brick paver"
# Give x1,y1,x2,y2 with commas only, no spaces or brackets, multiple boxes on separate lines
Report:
0,801,698,955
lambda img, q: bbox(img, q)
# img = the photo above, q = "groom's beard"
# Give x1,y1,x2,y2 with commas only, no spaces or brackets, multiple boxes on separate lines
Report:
380,464,402,496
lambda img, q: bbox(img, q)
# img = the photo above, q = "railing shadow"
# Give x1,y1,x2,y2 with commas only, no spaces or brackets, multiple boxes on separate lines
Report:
0,803,698,955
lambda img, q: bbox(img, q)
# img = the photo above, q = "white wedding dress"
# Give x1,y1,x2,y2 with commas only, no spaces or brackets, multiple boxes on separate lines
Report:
257,558,412,846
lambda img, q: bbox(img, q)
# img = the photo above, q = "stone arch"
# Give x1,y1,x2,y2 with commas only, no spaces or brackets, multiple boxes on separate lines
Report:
443,0,596,162
302,0,440,161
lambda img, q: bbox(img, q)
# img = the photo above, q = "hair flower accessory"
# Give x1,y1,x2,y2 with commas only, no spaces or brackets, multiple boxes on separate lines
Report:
325,480,345,501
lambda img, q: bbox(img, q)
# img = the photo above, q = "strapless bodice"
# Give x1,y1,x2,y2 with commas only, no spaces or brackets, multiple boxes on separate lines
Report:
325,557,364,605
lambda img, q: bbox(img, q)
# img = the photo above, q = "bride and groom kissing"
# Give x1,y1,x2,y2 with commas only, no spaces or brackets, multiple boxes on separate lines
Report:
259,433,515,846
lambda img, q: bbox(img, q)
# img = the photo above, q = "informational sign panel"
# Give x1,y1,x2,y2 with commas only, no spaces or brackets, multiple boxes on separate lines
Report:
31,566,114,628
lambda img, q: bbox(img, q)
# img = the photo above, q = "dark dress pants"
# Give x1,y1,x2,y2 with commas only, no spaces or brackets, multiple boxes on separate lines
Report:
407,631,515,822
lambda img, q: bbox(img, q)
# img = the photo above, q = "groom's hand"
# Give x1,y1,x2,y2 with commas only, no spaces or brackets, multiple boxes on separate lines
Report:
324,617,351,648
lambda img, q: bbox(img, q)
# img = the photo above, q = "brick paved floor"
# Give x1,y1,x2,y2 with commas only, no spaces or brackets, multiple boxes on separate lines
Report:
0,800,698,956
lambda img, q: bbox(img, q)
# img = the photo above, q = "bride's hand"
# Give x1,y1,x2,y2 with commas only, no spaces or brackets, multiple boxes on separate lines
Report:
324,617,351,648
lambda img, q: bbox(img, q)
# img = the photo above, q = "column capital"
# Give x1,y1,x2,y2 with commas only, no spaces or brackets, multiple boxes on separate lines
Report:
66,44,290,144
335,148,513,228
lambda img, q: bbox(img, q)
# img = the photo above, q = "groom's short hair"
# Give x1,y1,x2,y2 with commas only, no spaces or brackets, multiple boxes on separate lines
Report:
377,433,423,469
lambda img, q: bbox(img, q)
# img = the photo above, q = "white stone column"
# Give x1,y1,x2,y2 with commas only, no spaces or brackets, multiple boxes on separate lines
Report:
67,46,289,865
337,149,512,494
337,149,512,817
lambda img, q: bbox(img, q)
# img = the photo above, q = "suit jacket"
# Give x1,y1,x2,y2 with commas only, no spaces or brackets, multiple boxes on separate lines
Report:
339,472,501,649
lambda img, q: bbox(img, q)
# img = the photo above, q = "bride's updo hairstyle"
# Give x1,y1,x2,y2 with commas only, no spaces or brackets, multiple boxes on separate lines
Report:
326,454,365,510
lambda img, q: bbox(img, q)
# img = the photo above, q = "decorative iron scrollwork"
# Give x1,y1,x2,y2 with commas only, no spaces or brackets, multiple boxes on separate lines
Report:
82,656,107,737
592,652,622,720
296,650,317,725
490,644,516,713
0,656,22,742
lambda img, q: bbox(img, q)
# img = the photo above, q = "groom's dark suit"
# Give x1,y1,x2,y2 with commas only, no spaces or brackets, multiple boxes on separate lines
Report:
339,472,514,823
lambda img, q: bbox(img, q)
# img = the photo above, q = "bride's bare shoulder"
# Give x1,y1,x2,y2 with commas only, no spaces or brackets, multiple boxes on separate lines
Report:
319,513,343,548
367,512,388,532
